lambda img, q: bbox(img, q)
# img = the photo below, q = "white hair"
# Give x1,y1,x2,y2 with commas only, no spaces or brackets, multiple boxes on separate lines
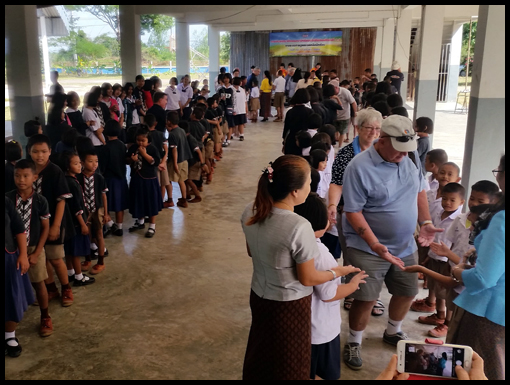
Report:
356,107,383,127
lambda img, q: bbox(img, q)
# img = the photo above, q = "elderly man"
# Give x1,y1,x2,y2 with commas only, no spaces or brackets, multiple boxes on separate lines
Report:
340,115,443,371
386,61,404,95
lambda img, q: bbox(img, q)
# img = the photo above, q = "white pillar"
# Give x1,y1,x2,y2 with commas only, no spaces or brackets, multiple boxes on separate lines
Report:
413,5,445,145
176,20,190,81
373,26,383,78
380,18,395,80
461,5,505,199
119,5,141,85
5,5,46,146
208,26,220,90
39,13,52,94
394,8,412,100
447,22,464,102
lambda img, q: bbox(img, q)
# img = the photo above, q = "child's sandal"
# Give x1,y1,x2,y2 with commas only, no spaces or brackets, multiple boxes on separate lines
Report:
145,228,156,238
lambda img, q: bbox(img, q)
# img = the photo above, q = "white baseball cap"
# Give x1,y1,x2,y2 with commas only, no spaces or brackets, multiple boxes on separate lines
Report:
391,61,401,71
381,115,418,152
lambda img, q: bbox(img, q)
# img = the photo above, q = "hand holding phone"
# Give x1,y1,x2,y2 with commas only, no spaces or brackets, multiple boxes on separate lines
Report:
397,340,473,379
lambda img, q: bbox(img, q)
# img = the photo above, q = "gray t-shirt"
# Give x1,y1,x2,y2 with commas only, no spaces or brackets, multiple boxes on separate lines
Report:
241,203,318,301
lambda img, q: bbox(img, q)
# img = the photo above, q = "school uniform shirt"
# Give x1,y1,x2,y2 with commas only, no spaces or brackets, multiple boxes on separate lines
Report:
146,104,167,133
64,175,88,227
273,76,286,93
322,99,343,125
77,172,108,214
148,129,167,159
426,188,442,218
233,86,247,114
5,190,51,247
167,126,193,164
126,143,161,179
82,107,103,146
5,196,26,253
125,95,140,125
5,162,16,193
115,96,125,118
100,139,128,180
164,85,180,111
133,87,147,115
33,161,74,244
101,98,119,122
205,108,218,121
427,205,463,263
311,239,342,345
337,87,355,120
188,121,206,149
177,83,193,108
66,107,89,136
218,85,235,110
250,86,260,99
186,134,201,167
428,175,439,193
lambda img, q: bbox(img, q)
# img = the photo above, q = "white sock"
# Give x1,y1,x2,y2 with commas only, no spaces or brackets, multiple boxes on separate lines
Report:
347,328,364,345
90,243,98,251
138,218,145,225
104,247,107,253
116,223,123,230
386,318,403,335
67,268,75,276
149,223,156,230
106,220,114,227
75,273,83,281
5,331,17,346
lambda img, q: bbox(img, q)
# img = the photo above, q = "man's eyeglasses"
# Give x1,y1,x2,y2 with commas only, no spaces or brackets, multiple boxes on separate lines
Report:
492,169,504,178
361,125,381,132
380,135,416,143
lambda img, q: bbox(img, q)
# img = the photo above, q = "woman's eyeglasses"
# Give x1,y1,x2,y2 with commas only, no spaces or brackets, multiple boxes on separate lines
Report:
361,126,381,132
492,169,504,178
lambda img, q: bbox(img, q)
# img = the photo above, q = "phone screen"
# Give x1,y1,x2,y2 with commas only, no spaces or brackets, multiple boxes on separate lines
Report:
404,343,465,378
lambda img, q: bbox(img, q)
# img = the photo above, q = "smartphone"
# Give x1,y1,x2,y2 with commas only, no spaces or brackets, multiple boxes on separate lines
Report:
397,340,473,379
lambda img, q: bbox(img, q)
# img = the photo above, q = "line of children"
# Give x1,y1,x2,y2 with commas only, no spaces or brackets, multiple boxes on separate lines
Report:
5,140,23,193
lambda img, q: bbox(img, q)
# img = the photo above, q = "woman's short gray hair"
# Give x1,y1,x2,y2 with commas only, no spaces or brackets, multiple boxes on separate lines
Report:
355,107,383,128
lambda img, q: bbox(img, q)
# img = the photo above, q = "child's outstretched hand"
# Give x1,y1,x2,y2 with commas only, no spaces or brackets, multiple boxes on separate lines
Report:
403,264,424,274
349,270,369,289
429,241,450,257
337,265,361,277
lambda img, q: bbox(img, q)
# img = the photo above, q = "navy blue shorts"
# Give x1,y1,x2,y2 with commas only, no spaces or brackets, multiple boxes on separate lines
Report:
310,334,341,380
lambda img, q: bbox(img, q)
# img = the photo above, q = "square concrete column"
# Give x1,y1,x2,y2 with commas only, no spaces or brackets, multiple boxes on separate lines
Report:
380,18,395,80
394,8,412,100
119,5,142,85
461,5,505,198
5,5,46,147
176,20,190,80
373,26,383,78
447,22,464,102
413,5,444,139
208,26,220,90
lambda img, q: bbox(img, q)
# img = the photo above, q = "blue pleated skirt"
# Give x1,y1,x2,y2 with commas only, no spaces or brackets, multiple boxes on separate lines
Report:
5,250,35,323
105,177,129,213
128,173,163,219
64,231,91,257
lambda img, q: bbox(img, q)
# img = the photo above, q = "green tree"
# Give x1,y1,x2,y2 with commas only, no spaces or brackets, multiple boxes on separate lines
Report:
461,20,476,67
220,31,230,65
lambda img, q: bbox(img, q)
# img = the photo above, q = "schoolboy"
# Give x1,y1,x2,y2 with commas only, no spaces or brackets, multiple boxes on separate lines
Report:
424,148,448,193
145,113,172,208
182,121,209,203
419,179,501,337
205,97,223,161
77,151,109,275
414,117,434,175
27,134,74,307
426,161,461,217
24,118,43,159
191,104,214,184
6,159,53,336
166,111,193,208
411,182,464,318
5,140,23,192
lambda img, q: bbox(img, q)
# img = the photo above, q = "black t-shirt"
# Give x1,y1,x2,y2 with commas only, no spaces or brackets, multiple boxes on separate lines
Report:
385,70,404,94
5,162,16,193
67,110,89,136
5,196,26,253
148,129,167,159
218,86,234,109
101,139,128,180
33,161,75,244
189,121,206,148
187,134,201,167
65,175,88,227
322,99,344,125
76,172,108,212
167,127,193,164
146,104,167,133
126,143,161,179
5,190,51,247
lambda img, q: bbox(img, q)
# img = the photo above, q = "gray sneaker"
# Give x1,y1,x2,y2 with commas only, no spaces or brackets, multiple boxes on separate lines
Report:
343,343,362,370
383,330,409,346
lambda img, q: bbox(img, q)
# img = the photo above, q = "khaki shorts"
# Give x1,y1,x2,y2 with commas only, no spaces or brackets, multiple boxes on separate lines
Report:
44,244,65,260
213,125,222,144
344,248,419,301
205,140,214,159
221,121,229,135
27,245,48,283
89,207,105,236
157,165,170,187
188,162,202,181
273,92,285,109
167,160,188,183
333,119,350,135
249,97,260,111
425,258,450,299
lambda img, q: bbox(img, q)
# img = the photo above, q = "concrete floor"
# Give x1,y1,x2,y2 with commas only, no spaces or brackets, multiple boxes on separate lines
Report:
5,106,466,380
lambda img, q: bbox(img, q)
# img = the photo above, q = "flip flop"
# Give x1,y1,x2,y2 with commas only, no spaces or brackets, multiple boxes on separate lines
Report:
371,299,385,316
343,297,354,310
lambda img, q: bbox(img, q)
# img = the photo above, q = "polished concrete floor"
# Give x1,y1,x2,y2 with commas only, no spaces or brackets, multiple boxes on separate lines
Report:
6,107,466,380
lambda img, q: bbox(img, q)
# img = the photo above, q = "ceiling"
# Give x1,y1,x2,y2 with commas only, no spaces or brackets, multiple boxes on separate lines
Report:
134,5,479,31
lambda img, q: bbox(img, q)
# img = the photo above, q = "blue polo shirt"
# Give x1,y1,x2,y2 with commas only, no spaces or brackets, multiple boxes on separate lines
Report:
341,142,427,259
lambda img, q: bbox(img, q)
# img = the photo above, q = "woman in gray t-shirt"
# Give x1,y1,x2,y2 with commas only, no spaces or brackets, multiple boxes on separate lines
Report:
241,155,346,380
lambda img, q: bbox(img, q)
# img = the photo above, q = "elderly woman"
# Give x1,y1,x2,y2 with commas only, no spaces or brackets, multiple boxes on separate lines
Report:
327,107,385,316
285,67,297,100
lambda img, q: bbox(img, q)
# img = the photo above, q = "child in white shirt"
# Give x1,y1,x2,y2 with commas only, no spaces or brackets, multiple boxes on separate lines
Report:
294,192,367,380
249,79,260,123
232,77,248,141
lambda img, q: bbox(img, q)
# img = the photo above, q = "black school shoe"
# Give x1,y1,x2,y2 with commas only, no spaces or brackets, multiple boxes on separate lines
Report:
128,221,145,232
91,247,109,259
113,227,123,236
5,338,22,358
73,274,96,287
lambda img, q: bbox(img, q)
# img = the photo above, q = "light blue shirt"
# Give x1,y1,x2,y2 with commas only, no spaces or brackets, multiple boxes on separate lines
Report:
454,210,505,326
342,143,427,258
